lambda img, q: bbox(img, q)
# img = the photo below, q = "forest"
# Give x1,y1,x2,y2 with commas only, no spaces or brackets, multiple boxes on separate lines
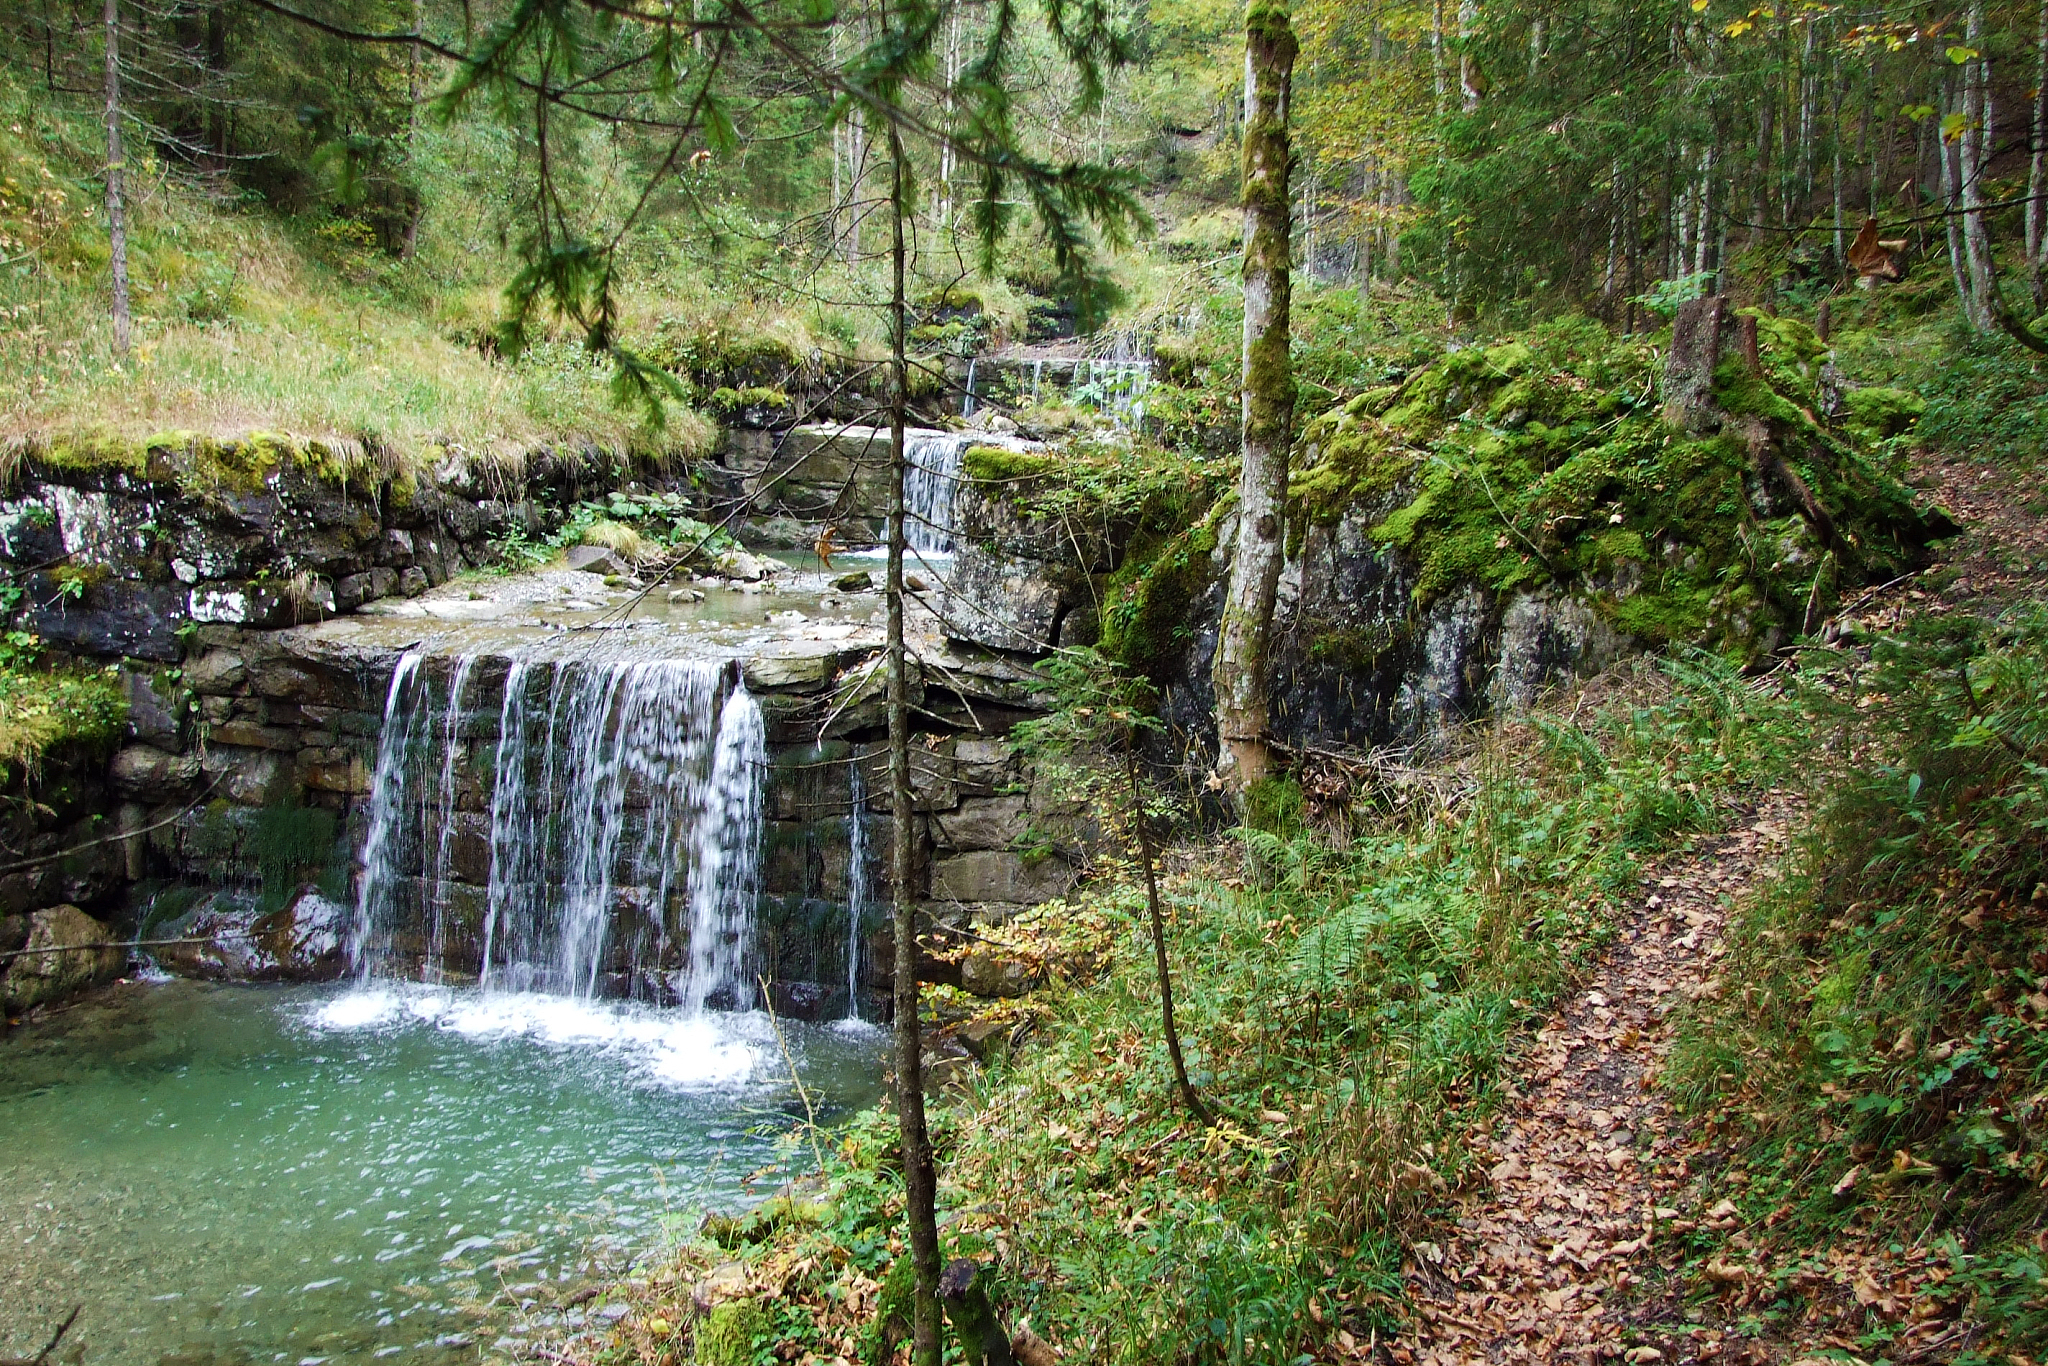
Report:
0,0,2045,1362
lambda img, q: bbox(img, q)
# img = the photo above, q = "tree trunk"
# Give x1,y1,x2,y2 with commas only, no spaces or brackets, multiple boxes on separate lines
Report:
102,0,130,361
1960,0,1997,332
939,1260,1015,1366
1129,747,1208,1122
886,124,944,1366
2031,0,2048,308
1214,1,1296,793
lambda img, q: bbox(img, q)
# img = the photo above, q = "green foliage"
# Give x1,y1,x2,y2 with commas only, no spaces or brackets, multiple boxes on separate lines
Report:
1668,608,2048,1361
492,491,737,571
1914,332,2048,476
250,799,340,912
0,656,127,781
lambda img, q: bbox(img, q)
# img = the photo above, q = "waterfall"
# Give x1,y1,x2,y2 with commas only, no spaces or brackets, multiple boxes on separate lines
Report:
903,431,972,557
962,357,978,418
350,650,766,1008
843,764,869,1021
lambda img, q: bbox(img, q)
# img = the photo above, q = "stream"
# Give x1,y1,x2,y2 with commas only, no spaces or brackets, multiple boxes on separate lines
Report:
0,980,885,1364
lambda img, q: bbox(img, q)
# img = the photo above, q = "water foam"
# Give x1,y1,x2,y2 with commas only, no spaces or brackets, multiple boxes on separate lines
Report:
301,985,767,1089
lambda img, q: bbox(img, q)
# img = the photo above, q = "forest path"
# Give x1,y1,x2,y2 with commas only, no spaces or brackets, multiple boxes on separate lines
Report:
1398,443,2046,1365
1402,792,1803,1365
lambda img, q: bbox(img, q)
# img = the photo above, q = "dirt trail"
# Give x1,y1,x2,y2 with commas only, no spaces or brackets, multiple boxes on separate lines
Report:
1404,793,1803,1365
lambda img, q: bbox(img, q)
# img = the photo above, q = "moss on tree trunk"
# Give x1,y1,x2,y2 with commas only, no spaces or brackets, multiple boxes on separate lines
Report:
1214,1,1298,789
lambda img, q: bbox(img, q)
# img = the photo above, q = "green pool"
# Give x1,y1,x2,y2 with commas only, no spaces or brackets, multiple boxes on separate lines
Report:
0,979,884,1364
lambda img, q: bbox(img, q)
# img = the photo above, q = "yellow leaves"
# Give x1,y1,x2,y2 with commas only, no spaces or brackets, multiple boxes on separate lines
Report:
1723,17,1754,36
1689,0,1708,11
1946,44,1979,64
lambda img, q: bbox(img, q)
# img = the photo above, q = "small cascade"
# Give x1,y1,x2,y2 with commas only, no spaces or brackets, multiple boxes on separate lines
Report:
843,764,870,1021
350,649,767,1008
903,431,974,557
962,357,978,418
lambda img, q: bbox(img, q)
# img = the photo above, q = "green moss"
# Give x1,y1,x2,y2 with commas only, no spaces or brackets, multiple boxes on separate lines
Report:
1309,620,1409,672
1099,517,1221,679
1242,776,1304,834
40,427,148,475
1841,386,1926,442
1285,315,1941,664
694,1299,768,1366
962,446,1060,483
704,385,791,416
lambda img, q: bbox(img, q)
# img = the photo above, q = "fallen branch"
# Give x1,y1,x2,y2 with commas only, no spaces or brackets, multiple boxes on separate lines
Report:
1,928,259,964
0,779,222,876
0,1306,80,1366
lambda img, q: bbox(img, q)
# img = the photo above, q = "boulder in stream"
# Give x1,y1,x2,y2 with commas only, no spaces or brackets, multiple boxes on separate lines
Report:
2,904,123,1012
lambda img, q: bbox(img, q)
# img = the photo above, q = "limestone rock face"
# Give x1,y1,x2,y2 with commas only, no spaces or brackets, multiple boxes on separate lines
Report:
931,849,1074,905
2,904,123,1012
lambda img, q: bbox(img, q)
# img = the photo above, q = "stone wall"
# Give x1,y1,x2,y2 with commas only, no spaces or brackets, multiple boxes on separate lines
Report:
0,433,1076,1015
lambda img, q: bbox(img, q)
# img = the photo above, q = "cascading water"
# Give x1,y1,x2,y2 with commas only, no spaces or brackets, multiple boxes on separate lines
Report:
842,763,870,1022
903,430,974,556
349,648,767,1008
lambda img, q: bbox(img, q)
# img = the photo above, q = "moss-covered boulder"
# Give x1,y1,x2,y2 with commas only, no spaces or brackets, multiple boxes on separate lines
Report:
1289,311,1949,664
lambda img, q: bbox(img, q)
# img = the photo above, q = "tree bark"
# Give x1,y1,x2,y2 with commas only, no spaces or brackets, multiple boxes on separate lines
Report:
1128,747,1208,1123
886,121,943,1366
2031,0,2048,308
1960,0,1996,332
1214,0,1296,794
102,0,130,360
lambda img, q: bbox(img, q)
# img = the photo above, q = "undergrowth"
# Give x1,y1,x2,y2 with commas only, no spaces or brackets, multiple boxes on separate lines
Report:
1668,606,2048,1363
0,652,127,782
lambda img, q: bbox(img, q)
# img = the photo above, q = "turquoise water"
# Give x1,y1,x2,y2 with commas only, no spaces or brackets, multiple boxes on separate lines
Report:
0,980,885,1365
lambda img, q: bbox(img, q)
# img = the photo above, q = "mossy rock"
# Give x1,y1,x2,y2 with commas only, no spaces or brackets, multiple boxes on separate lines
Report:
1841,386,1926,442
1099,515,1221,678
694,1299,768,1366
962,446,1060,484
1287,316,1943,663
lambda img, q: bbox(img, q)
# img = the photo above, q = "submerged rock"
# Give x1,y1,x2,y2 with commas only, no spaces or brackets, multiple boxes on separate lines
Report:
2,904,123,1012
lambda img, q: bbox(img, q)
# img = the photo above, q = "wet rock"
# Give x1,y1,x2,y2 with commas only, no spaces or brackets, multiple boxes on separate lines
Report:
110,745,203,799
2,904,123,1012
189,581,295,628
1488,590,1632,713
22,578,186,661
563,544,630,577
121,669,185,747
335,566,398,611
832,570,874,593
185,648,247,695
713,548,780,582
767,979,836,1021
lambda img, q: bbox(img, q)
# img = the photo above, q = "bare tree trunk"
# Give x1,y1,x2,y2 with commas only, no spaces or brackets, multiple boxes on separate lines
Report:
1128,748,1208,1123
2031,0,2048,308
1430,0,1446,116
1457,0,1478,111
102,0,130,360
1214,1,1296,793
1961,4,1997,333
886,123,944,1366
1941,82,1977,324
